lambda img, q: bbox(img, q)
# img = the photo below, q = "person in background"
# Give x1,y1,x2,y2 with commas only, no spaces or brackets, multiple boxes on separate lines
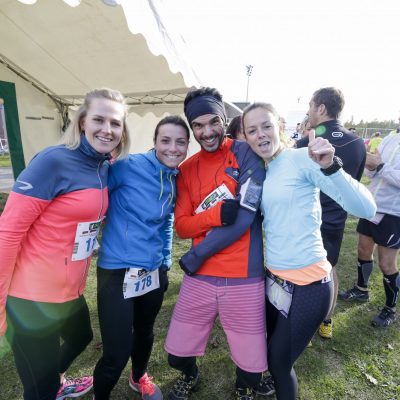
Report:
367,132,383,154
0,88,130,400
93,116,190,400
339,130,400,327
242,102,376,400
226,115,246,141
299,116,314,139
290,123,302,141
296,87,367,339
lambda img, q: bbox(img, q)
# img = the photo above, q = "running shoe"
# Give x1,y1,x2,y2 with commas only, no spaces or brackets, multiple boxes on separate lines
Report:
168,371,199,400
339,286,369,302
56,376,93,400
371,307,397,328
255,373,275,396
318,319,333,339
129,372,163,399
235,387,255,400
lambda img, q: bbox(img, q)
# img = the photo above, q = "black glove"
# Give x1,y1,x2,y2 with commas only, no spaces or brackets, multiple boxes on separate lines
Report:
160,267,169,292
179,258,196,276
220,199,240,226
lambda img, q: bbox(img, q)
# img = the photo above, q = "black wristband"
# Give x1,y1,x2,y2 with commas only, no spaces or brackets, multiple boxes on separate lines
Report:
375,163,385,172
320,156,343,176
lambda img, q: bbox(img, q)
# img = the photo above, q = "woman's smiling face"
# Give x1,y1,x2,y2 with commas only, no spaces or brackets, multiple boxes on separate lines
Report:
154,123,189,168
80,98,125,154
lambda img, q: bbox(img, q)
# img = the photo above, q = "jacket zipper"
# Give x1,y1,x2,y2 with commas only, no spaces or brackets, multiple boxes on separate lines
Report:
77,160,104,296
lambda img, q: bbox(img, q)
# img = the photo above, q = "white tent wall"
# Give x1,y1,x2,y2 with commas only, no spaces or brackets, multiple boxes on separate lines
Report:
0,63,61,163
0,0,204,165
127,110,200,157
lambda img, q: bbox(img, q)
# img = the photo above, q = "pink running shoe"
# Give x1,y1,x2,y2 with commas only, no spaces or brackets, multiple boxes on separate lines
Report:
56,376,93,400
129,372,163,399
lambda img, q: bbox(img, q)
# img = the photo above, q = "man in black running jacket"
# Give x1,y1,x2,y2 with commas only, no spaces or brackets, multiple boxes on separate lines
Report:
296,87,366,339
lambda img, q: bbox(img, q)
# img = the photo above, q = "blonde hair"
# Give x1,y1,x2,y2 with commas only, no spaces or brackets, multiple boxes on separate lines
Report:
60,88,131,159
242,102,293,148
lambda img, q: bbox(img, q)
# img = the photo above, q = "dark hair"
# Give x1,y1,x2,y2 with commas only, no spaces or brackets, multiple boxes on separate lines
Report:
153,115,190,142
312,87,344,119
183,87,223,115
226,115,242,139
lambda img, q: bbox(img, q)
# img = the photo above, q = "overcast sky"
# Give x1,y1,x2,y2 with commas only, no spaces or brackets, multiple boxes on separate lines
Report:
158,0,400,125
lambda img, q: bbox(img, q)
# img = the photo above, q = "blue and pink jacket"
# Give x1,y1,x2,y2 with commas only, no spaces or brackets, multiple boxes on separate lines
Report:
0,136,110,335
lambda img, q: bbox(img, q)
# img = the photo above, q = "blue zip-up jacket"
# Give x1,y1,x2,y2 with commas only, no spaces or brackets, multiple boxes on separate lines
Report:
98,150,179,271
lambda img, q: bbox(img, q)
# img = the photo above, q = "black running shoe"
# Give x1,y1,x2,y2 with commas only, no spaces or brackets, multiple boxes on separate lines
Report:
168,371,199,400
256,374,275,396
371,307,396,328
339,286,369,302
235,387,255,400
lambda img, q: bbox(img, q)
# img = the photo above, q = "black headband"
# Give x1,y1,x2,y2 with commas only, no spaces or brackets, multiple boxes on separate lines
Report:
185,95,226,125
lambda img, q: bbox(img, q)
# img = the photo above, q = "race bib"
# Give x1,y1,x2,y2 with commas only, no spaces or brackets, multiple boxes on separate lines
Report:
195,183,234,214
122,268,160,299
266,275,294,318
72,219,102,261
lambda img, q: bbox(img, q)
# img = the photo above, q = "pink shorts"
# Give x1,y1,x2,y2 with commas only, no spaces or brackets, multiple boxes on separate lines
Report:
165,274,267,372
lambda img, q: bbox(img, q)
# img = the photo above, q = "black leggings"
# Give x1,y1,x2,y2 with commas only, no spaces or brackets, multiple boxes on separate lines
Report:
93,267,167,400
266,280,333,400
6,296,93,400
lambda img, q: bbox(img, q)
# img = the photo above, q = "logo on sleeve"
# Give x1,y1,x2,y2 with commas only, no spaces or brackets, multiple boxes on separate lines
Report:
16,180,33,190
332,131,343,138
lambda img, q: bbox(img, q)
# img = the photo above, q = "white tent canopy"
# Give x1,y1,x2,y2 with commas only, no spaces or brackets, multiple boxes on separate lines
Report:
0,0,204,163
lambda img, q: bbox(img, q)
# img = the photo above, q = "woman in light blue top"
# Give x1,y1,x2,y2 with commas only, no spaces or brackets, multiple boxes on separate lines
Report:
242,103,376,400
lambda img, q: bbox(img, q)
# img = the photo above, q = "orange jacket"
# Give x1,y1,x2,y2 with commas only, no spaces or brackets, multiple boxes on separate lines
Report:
175,138,265,278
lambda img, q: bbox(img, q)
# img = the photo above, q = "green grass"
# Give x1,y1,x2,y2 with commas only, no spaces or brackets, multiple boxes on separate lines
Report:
0,193,7,213
0,212,399,399
0,155,11,167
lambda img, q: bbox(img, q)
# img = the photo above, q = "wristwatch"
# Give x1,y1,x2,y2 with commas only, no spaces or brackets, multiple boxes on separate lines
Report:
320,156,343,176
375,163,385,173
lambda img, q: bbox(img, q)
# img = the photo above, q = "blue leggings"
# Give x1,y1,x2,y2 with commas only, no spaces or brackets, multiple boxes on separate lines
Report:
266,280,333,400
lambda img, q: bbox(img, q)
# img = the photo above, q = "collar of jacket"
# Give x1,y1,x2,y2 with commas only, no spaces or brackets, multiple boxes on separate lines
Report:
79,134,112,163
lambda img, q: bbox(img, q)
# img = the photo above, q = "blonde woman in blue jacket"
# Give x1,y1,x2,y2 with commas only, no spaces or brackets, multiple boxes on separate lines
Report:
93,116,189,400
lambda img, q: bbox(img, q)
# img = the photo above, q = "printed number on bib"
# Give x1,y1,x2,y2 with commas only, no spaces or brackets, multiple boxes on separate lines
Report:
72,219,102,261
195,183,234,214
123,268,160,299
266,275,294,318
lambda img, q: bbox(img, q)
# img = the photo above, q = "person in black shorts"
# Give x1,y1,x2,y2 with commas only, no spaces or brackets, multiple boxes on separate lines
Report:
296,87,366,338
339,132,400,327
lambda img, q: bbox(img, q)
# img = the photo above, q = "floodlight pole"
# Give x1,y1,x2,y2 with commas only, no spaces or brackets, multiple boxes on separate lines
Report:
246,65,253,102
